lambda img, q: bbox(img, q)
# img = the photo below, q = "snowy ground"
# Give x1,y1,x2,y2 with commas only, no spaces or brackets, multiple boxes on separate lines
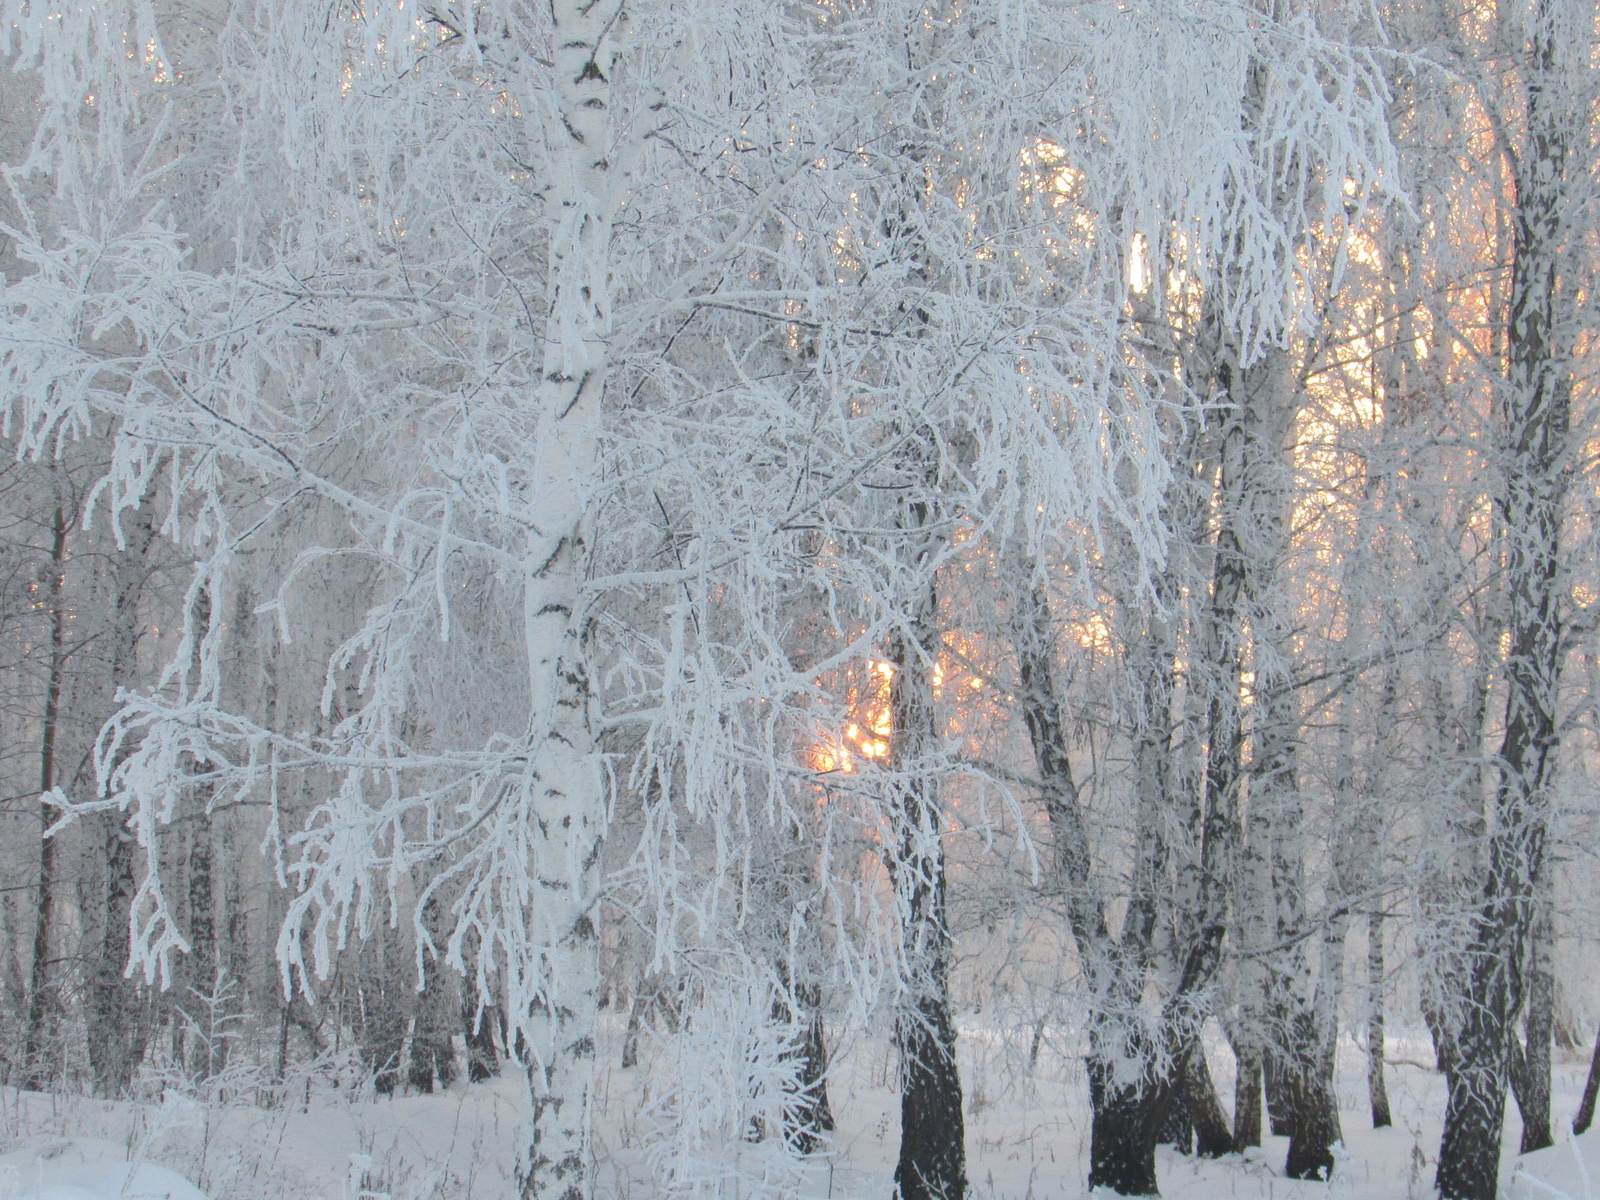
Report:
0,1023,1593,1200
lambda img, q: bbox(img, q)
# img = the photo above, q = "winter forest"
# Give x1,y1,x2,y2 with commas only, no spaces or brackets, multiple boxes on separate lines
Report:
0,1,1597,1199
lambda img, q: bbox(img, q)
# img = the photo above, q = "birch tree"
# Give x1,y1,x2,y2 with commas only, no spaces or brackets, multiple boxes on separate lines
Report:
0,3,750,1195
1434,0,1594,1194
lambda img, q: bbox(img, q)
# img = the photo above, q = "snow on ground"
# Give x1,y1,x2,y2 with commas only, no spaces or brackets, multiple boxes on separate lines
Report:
1508,1129,1600,1200
0,1138,208,1200
0,1022,1593,1200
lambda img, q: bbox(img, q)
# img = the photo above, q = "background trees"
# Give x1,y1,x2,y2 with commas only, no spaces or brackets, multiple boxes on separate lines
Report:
0,2,1597,1200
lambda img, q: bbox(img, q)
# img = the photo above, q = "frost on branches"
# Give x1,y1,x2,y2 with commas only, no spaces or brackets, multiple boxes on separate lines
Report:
0,3,1596,1200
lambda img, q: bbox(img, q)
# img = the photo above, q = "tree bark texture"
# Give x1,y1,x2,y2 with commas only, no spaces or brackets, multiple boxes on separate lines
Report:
784,980,835,1153
87,498,158,1096
1280,1004,1342,1181
1367,913,1392,1129
356,926,407,1096
1574,1023,1600,1136
462,944,501,1084
1179,1043,1236,1159
23,503,69,1090
1088,1061,1171,1197
1436,4,1574,1195
1514,892,1554,1153
1014,574,1177,1194
888,555,965,1200
513,7,623,1198
1233,1047,1263,1148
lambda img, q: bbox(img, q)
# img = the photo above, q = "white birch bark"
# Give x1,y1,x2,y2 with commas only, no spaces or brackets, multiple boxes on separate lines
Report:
516,6,623,1196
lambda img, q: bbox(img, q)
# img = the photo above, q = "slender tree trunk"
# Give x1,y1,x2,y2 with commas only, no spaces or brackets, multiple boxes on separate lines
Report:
184,809,218,1080
620,989,648,1071
23,503,69,1090
1262,1048,1291,1138
748,793,836,1153
462,938,501,1083
357,926,406,1096
1514,889,1554,1153
788,980,835,1152
1368,913,1392,1128
408,897,458,1094
465,997,501,1083
1420,640,1492,1083
1237,339,1341,1181
408,934,459,1095
1014,572,1169,1194
408,979,458,1094
1277,802,1348,1181
1574,1024,1600,1136
1436,5,1573,1194
888,550,965,1200
89,815,148,1096
1230,810,1272,1146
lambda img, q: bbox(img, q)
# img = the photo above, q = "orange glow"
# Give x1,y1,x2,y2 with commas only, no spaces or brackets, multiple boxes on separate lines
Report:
810,660,895,773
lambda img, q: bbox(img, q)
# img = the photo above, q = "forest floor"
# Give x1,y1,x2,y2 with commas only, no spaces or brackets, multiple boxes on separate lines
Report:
0,1022,1593,1200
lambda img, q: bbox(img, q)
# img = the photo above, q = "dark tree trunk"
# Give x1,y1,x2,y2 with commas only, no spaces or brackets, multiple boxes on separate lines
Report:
465,1003,501,1082
1573,1024,1600,1136
1278,928,1345,1182
463,960,501,1082
1436,5,1572,1196
87,815,149,1096
366,1004,405,1095
1148,1022,1229,1159
407,899,458,1094
1015,572,1166,1194
1438,1018,1512,1200
85,495,158,1097
356,927,407,1096
23,503,69,1091
786,981,834,1153
89,821,135,1092
1233,1045,1263,1148
1424,995,1457,1077
1181,1042,1235,1159
1263,1049,1292,1138
895,994,965,1200
1088,1064,1169,1197
184,810,219,1080
1157,1094,1193,1155
620,991,648,1070
408,976,458,1093
888,560,965,1200
1367,913,1392,1129
1281,1011,1341,1181
1282,1081,1340,1182
1515,896,1553,1153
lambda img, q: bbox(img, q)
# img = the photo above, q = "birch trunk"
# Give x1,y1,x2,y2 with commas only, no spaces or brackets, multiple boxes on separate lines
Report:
1436,3,1575,1193
1367,913,1392,1129
514,7,621,1197
1512,888,1554,1153
888,518,965,1200
1013,565,1184,1194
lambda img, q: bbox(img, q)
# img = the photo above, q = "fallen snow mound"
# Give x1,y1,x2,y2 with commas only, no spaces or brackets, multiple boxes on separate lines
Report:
0,1137,209,1200
1510,1129,1600,1200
